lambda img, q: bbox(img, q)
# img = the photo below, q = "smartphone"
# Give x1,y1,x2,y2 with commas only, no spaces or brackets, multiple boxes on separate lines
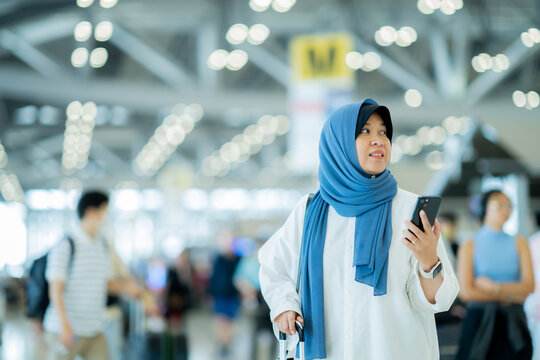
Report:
410,196,441,232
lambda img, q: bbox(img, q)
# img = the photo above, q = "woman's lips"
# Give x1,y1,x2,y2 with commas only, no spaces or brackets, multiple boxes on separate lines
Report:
369,150,384,158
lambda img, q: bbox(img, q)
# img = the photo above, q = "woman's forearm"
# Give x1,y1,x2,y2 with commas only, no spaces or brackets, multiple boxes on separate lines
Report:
419,272,443,304
498,281,534,301
460,286,499,302
461,281,533,303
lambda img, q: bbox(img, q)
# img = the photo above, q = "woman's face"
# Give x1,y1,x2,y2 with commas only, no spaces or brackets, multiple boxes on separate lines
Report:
355,112,391,175
484,192,512,226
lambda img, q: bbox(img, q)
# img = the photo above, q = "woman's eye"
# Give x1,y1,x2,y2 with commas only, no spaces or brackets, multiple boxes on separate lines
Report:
361,129,369,134
380,130,387,135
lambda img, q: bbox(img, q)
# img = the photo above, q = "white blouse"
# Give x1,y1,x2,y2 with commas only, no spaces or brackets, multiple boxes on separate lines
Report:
259,188,460,360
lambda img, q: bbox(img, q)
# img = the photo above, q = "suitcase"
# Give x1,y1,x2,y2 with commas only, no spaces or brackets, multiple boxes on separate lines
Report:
278,320,305,360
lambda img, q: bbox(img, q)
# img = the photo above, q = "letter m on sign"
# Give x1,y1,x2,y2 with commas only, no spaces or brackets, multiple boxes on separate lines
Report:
307,46,336,77
290,33,352,81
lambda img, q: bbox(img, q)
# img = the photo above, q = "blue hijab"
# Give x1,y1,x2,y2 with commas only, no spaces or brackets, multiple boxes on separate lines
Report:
298,99,398,359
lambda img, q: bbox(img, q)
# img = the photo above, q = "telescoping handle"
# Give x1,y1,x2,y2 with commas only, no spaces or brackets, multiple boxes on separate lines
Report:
278,320,305,360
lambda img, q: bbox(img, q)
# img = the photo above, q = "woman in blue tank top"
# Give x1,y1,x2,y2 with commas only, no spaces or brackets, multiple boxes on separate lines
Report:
457,190,534,359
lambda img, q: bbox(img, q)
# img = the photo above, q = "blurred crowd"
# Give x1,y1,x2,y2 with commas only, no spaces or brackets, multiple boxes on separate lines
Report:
1,188,540,360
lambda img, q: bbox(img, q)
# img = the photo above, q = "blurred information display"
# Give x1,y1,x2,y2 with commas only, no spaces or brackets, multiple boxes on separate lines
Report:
288,33,354,175
290,33,353,81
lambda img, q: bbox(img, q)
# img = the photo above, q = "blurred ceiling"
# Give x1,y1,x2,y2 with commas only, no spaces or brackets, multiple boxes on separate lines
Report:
0,0,539,192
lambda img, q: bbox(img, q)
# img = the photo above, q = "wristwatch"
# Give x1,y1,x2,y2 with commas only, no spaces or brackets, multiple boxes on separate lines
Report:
419,259,442,279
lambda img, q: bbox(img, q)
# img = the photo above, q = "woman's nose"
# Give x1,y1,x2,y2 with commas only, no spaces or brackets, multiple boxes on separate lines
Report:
370,135,382,145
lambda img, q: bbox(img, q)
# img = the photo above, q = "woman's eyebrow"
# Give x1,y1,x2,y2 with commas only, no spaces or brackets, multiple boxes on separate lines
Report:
363,121,386,128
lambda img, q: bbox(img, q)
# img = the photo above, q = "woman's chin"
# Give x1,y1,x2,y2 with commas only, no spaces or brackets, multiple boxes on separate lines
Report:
365,168,385,176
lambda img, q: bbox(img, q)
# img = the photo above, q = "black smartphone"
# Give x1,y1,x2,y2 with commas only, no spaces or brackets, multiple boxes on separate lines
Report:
410,196,441,232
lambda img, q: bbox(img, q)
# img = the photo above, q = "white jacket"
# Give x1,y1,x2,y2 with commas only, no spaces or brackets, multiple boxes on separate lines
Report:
258,188,460,360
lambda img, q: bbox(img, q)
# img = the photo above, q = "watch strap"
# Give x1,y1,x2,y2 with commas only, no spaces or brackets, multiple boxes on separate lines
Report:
419,259,442,279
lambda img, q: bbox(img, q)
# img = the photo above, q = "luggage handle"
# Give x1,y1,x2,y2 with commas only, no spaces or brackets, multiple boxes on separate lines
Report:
278,320,304,360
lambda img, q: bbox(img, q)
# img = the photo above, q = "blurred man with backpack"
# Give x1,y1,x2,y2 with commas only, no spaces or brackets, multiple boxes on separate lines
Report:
41,190,139,360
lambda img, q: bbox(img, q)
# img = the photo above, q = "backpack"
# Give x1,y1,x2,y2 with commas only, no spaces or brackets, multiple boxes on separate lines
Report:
25,237,75,320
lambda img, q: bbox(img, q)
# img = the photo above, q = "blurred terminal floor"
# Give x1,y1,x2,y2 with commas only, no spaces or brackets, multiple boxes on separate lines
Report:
0,307,276,360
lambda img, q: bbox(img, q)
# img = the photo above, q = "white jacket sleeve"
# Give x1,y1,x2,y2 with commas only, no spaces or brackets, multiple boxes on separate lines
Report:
258,194,310,322
406,234,460,313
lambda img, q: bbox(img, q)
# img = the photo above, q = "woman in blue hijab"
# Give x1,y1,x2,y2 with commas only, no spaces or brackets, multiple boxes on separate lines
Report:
259,99,459,360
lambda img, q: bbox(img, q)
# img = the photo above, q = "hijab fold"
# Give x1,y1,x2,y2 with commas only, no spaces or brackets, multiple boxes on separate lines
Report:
298,99,397,359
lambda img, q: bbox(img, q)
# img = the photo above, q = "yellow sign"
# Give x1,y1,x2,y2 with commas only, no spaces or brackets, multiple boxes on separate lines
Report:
290,33,353,81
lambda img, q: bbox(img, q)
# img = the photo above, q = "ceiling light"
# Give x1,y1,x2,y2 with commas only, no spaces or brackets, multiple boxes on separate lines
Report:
404,89,422,108
249,0,271,12
272,0,296,13
74,21,92,42
179,115,195,133
492,54,509,71
361,52,381,71
448,0,463,9
379,26,397,44
82,101,98,119
521,32,535,47
274,115,290,135
528,28,540,43
99,0,117,8
512,90,526,108
471,56,485,73
0,153,7,169
527,91,540,108
430,126,447,145
417,0,435,14
395,26,417,47
226,24,249,45
226,50,249,71
95,21,113,42
186,103,204,121
345,51,364,70
439,1,457,15
374,30,392,47
426,151,444,170
77,0,94,8
66,101,83,119
425,0,442,10
71,47,89,68
166,126,186,146
208,49,229,70
248,24,270,45
89,47,108,68
477,53,492,70
416,126,432,145
418,0,461,15
403,136,422,155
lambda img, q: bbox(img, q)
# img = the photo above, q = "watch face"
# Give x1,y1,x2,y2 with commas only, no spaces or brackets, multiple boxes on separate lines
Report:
432,262,443,278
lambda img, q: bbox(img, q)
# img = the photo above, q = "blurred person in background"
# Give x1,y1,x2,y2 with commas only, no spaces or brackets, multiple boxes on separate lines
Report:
439,212,459,269
163,249,192,329
209,237,241,359
259,100,459,359
233,238,274,360
160,249,193,358
525,211,540,360
103,238,144,360
43,190,141,360
435,212,466,326
457,190,534,360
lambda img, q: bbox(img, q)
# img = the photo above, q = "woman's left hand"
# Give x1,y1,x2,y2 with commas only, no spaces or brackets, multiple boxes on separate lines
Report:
401,210,440,272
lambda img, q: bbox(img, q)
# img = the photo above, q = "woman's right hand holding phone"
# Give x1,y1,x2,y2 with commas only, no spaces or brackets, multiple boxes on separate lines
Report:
402,210,441,272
